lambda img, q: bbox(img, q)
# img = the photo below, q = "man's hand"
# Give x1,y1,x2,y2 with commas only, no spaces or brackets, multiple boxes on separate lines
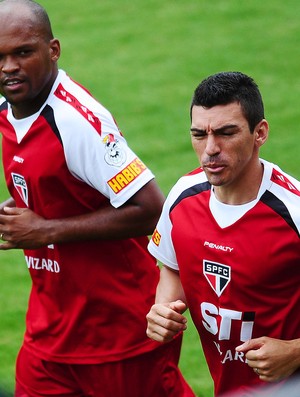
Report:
0,206,49,249
146,300,188,343
236,337,300,382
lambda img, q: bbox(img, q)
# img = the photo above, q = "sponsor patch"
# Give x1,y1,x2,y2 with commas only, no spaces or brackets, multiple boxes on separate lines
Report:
108,158,147,193
11,173,28,206
203,260,231,297
152,228,161,246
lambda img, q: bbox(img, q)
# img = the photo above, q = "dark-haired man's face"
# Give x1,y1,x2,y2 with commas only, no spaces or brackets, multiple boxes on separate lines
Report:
190,102,267,202
0,7,59,118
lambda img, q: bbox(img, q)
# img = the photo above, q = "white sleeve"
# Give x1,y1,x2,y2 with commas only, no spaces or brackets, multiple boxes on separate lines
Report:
268,162,300,234
148,194,179,271
148,171,206,269
56,104,154,208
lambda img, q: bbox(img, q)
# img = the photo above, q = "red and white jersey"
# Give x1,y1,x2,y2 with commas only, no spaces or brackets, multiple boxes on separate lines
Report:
149,159,300,396
0,70,160,363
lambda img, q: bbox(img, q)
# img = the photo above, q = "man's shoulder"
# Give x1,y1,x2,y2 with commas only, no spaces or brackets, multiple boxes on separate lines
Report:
48,70,113,134
167,167,210,209
262,160,300,235
175,167,208,191
0,96,7,109
267,161,300,197
52,70,97,107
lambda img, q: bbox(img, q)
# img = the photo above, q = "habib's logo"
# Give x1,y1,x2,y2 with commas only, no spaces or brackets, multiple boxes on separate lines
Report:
107,158,147,193
203,260,231,297
152,228,161,246
11,173,28,206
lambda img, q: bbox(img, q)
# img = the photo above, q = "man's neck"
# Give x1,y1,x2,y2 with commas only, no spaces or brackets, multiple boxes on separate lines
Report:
214,161,264,205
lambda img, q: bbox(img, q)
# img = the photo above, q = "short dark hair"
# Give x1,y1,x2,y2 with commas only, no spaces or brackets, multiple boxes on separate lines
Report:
190,71,265,132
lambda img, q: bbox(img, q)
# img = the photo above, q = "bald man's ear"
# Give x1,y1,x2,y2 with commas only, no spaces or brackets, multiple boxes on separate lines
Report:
49,38,60,61
255,119,269,148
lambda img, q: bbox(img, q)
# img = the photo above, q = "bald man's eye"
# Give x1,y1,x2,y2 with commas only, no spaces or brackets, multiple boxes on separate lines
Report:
17,49,33,57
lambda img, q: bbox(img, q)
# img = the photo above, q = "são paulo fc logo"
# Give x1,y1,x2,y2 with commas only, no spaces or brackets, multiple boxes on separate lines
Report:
11,173,29,206
103,133,126,166
203,260,231,297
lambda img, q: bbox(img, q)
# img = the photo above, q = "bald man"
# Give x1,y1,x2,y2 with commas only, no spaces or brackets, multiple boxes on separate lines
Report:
0,1,195,396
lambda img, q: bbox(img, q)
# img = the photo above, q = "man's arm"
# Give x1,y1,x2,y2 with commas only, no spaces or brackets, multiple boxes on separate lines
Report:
0,179,164,250
236,337,300,382
146,265,188,343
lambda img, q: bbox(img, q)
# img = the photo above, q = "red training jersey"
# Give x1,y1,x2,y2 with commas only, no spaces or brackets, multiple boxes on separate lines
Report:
0,70,160,364
149,160,300,396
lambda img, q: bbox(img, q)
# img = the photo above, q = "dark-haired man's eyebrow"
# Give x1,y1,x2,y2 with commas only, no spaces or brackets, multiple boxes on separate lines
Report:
190,124,239,135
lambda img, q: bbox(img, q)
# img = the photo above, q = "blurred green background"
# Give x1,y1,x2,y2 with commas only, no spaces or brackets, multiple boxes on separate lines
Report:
1,0,300,395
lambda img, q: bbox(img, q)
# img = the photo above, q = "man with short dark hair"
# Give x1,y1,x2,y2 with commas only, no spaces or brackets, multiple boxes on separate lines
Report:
146,71,300,396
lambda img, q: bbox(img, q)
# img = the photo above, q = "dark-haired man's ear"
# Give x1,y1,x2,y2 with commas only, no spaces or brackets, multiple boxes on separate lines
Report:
255,119,269,147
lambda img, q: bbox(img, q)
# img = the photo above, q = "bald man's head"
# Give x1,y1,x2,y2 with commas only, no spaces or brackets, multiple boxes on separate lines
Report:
0,0,54,42
0,0,60,118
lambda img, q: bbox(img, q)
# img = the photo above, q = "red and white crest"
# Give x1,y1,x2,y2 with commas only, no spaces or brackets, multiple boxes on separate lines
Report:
203,260,231,297
11,173,28,206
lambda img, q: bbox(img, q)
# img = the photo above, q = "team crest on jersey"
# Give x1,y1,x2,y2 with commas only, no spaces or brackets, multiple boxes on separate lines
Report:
11,173,28,206
103,134,126,166
203,260,231,297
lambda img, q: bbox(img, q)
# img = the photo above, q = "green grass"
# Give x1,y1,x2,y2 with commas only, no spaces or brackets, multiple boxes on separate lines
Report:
1,0,300,395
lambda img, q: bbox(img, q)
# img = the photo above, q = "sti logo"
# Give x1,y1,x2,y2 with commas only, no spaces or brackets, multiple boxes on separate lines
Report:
11,173,29,206
203,260,231,297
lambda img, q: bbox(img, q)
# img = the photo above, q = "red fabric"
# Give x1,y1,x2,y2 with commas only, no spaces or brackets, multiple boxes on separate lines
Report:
15,336,195,397
148,162,300,396
0,71,160,363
